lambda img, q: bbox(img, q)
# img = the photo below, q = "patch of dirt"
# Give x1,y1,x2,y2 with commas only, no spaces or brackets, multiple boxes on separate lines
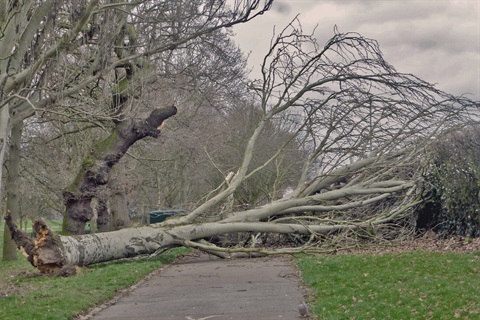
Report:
0,270,40,298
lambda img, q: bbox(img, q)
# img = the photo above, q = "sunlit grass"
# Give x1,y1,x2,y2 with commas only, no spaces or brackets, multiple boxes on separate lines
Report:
297,250,480,319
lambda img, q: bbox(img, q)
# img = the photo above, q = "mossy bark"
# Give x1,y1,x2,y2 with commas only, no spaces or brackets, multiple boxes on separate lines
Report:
62,105,177,235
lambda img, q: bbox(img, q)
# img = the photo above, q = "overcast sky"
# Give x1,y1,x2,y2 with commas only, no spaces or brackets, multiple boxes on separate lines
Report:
233,0,480,99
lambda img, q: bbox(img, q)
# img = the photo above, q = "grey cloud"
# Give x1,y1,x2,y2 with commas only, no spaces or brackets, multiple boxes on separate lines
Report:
272,1,291,14
233,0,479,98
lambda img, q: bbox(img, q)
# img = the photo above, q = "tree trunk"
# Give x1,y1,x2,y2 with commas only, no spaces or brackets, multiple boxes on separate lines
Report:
62,105,177,235
2,120,23,261
96,198,112,232
5,197,414,274
110,190,131,230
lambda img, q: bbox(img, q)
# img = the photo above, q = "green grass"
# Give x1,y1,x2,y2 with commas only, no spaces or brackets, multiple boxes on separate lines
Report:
0,246,189,320
296,250,480,319
0,219,63,233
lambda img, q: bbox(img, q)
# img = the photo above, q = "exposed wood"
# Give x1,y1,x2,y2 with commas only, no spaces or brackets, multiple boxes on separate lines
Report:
32,219,66,274
4,212,79,275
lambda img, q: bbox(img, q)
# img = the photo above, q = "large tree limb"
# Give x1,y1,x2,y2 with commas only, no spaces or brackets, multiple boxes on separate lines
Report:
221,181,414,223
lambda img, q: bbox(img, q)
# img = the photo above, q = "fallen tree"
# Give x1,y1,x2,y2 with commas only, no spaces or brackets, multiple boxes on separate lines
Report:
5,168,418,274
5,20,478,273
0,144,445,273
0,147,466,274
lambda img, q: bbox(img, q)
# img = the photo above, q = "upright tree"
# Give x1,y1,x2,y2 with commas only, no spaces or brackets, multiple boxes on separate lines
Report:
2,121,23,260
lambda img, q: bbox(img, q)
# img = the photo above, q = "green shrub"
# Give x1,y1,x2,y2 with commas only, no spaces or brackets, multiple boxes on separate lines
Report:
418,127,480,236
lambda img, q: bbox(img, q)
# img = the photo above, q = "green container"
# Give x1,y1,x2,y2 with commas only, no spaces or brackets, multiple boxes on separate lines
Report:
149,210,187,224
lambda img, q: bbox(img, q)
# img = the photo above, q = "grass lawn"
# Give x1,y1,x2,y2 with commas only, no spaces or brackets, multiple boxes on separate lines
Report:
0,219,63,234
0,228,189,320
297,250,480,319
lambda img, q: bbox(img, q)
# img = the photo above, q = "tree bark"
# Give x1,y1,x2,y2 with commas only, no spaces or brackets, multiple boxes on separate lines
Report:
2,120,23,261
96,198,111,232
63,105,177,235
110,190,132,230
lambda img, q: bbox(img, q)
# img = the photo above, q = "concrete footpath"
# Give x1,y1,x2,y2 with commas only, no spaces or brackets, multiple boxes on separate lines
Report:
81,251,310,320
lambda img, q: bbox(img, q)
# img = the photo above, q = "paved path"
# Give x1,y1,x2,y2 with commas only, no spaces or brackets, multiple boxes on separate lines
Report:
84,252,309,320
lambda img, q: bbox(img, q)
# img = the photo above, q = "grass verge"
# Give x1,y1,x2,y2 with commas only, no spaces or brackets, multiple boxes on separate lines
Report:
0,246,189,320
296,250,480,319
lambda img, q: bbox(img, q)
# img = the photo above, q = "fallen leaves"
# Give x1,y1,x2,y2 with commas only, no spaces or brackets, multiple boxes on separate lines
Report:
337,230,480,255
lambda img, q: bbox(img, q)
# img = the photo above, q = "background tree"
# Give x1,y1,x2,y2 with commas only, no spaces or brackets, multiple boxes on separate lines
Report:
1,121,23,260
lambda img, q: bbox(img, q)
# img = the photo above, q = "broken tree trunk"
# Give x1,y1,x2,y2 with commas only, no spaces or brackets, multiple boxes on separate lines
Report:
63,105,177,235
4,212,35,266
